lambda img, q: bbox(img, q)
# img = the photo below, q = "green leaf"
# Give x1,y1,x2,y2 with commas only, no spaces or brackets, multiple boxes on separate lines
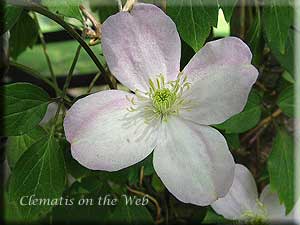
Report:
214,90,262,133
167,0,219,51
218,0,238,22
42,0,83,22
4,192,23,223
277,86,294,117
202,208,231,224
52,193,111,224
52,176,112,224
2,4,23,34
246,13,264,66
263,2,293,54
8,135,66,220
0,83,50,136
268,129,295,213
151,173,165,193
180,39,195,69
109,197,154,224
282,71,295,84
62,139,92,179
224,133,240,150
270,28,294,75
9,12,38,59
6,126,47,169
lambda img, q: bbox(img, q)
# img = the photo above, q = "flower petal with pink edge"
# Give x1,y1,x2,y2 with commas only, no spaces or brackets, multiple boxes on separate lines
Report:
64,90,158,171
153,117,235,206
183,37,253,83
102,3,181,92
181,64,258,126
211,164,259,220
180,37,258,125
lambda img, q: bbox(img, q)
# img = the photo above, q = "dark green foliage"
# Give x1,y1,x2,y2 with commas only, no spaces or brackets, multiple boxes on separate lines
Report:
268,129,295,213
3,1,297,224
0,83,50,136
9,12,39,59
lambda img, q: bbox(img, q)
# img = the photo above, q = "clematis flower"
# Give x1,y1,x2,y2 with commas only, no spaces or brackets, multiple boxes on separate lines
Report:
64,3,258,205
211,164,299,223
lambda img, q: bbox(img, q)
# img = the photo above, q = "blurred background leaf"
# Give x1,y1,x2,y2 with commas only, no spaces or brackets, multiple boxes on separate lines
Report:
268,128,295,214
2,4,23,35
42,0,84,22
14,40,104,77
263,2,293,55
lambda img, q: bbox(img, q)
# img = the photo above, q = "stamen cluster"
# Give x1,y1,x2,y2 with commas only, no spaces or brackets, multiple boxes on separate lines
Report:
127,73,192,123
241,200,268,225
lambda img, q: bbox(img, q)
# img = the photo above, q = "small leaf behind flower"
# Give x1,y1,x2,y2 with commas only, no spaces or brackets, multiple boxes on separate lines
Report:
0,83,50,136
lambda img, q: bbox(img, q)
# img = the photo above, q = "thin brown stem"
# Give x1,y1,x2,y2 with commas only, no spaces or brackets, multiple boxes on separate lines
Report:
241,109,282,142
127,186,161,223
80,4,101,45
240,0,246,39
139,166,144,187
161,0,167,12
122,0,136,11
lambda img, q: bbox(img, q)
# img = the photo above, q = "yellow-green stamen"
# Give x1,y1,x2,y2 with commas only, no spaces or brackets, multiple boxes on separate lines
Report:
127,73,192,123
241,200,268,225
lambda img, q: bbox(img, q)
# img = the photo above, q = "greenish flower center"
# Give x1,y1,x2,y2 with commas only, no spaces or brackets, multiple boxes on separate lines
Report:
241,200,268,225
154,88,173,103
152,88,177,115
127,73,193,123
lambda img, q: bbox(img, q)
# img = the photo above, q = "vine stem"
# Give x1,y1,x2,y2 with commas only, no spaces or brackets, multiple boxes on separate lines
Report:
33,13,59,95
240,0,246,39
21,2,115,89
161,0,167,12
51,42,82,134
87,71,101,94
9,61,56,90
139,166,144,187
127,186,162,223
62,45,81,95
241,108,282,143
9,61,73,103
